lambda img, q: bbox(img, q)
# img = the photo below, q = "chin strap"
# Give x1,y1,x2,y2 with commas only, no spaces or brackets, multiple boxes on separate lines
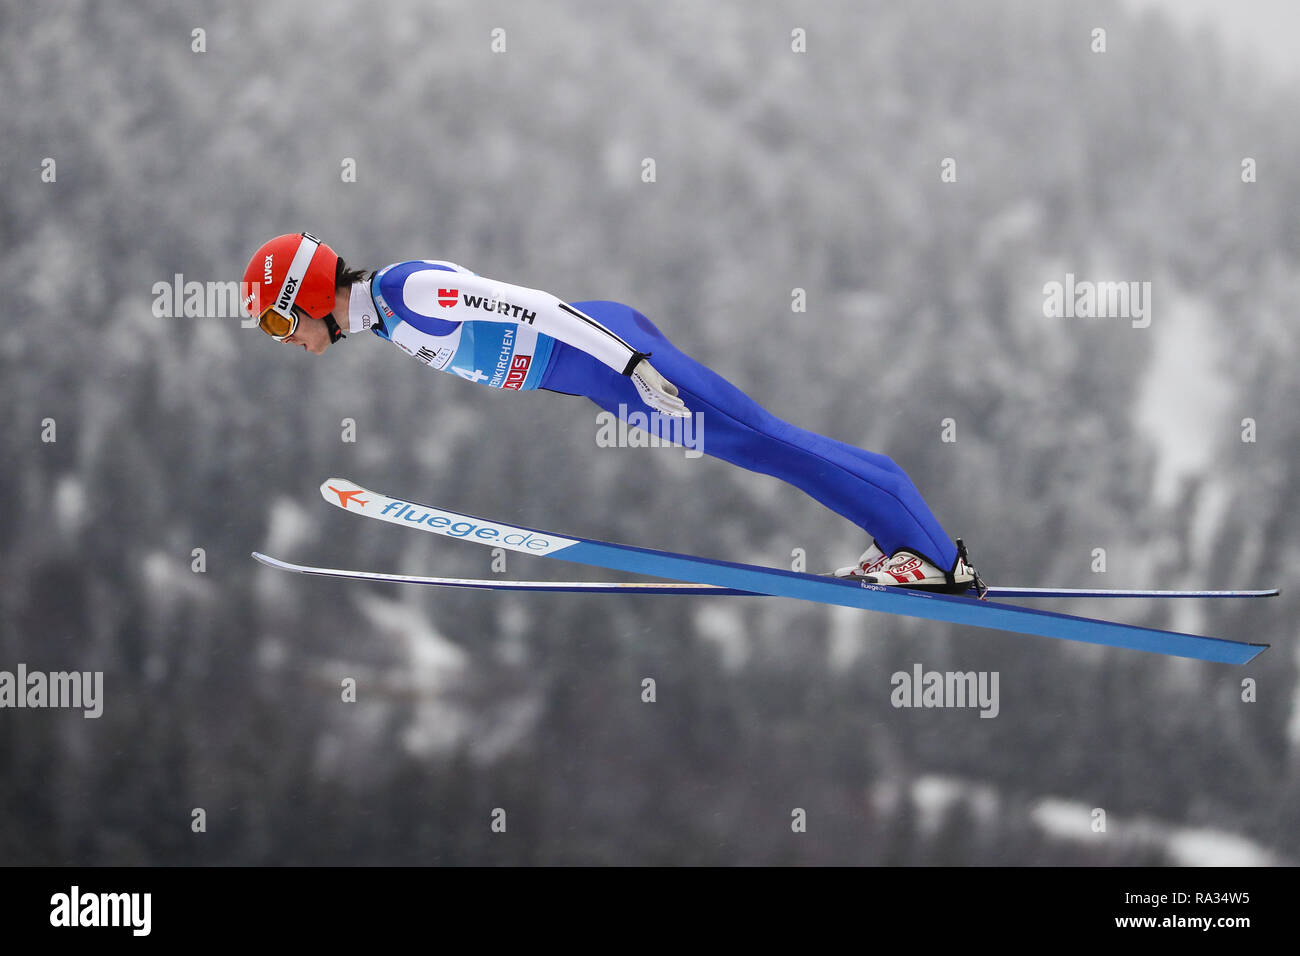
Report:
323,313,346,343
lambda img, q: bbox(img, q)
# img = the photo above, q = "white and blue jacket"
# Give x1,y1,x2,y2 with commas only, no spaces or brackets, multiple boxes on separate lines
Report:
346,260,644,390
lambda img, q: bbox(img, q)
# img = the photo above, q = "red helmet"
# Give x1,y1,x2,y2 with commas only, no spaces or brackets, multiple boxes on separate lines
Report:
241,232,339,339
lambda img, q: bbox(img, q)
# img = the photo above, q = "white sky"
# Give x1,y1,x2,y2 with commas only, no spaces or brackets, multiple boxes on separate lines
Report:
1124,0,1300,82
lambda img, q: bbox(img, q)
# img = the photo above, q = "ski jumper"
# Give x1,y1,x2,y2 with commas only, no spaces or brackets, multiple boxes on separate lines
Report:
351,260,958,568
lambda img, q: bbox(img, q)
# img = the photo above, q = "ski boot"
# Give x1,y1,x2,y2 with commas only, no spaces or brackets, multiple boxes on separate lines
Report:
861,538,987,597
831,540,891,579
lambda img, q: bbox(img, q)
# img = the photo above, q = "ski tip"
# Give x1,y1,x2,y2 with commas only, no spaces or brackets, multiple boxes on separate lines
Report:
1243,642,1271,663
320,477,361,502
317,476,353,494
252,552,307,575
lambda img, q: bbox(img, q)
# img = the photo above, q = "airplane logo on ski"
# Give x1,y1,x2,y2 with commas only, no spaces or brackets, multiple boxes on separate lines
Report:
328,486,369,510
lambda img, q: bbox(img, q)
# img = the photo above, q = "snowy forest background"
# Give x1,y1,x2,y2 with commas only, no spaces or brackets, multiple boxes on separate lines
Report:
3,0,1298,865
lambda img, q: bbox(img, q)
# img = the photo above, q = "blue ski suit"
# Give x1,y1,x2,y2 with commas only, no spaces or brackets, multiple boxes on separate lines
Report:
345,258,958,567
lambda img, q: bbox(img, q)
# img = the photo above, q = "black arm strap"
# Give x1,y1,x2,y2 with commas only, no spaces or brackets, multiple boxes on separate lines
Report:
622,350,650,376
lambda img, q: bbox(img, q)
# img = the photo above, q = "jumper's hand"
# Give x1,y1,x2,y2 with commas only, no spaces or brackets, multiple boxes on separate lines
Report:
630,358,691,418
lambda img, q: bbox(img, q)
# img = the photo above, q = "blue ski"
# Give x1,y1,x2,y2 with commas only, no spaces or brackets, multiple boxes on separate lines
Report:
310,479,1270,664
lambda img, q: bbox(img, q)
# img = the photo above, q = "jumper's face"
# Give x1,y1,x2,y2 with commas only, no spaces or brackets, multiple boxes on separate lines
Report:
280,309,332,355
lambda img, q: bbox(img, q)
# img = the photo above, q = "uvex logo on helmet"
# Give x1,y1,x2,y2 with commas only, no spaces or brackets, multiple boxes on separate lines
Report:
263,255,274,285
277,276,299,312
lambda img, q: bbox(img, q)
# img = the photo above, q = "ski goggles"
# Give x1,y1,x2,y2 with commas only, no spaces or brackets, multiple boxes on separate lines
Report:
256,305,301,341
253,233,322,341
